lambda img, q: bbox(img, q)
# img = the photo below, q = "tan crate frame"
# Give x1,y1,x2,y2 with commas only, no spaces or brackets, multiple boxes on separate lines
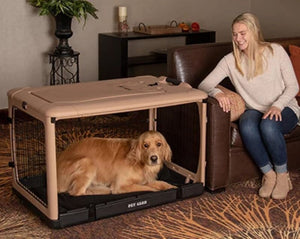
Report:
8,76,207,221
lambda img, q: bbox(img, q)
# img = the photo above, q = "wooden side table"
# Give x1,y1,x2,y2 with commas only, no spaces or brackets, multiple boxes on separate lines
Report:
98,30,216,80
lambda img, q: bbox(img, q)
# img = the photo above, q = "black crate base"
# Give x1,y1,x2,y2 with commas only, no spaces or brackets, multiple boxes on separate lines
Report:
16,166,204,228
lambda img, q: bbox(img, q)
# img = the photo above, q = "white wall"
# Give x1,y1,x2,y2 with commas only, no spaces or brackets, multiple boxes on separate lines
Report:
1,0,300,109
251,0,300,39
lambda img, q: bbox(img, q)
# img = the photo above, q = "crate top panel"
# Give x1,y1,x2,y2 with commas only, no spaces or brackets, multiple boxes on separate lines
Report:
8,76,207,120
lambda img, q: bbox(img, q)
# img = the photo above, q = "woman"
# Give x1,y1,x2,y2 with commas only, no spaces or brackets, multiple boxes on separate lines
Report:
198,12,300,199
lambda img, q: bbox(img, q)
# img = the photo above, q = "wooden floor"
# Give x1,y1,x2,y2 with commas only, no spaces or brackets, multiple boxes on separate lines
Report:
0,121,10,156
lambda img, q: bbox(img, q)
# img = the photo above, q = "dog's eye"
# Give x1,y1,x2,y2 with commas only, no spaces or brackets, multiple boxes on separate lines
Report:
143,143,149,148
157,142,162,147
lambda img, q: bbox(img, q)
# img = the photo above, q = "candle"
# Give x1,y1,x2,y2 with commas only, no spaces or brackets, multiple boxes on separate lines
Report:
118,6,128,33
118,6,127,17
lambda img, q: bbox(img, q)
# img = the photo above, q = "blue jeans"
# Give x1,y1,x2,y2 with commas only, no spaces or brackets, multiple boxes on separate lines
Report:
239,107,298,174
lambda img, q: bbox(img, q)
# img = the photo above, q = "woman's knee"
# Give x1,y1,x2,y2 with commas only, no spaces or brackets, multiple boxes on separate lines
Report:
239,110,261,136
260,118,279,138
239,117,256,135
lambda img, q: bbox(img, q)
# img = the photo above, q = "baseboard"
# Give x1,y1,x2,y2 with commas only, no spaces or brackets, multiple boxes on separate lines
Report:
0,108,9,124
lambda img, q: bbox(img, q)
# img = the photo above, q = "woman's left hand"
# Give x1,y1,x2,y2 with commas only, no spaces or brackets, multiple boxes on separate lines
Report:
263,106,282,121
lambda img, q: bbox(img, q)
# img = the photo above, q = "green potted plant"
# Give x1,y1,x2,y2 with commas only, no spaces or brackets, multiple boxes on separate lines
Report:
28,0,99,55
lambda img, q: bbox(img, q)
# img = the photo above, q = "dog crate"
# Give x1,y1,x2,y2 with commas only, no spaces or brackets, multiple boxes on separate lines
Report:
8,75,207,228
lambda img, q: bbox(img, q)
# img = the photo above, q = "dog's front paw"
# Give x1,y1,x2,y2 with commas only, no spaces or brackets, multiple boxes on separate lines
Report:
163,183,177,190
150,181,177,191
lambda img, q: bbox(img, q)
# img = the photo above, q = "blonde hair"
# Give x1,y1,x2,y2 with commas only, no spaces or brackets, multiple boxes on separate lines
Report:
232,12,273,79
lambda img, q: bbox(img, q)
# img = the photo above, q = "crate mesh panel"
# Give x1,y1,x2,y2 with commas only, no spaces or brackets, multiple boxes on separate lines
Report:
12,108,149,206
55,111,149,154
157,103,200,173
13,107,47,204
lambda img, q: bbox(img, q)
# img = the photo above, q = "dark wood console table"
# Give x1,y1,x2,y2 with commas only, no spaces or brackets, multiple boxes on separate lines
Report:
98,29,216,80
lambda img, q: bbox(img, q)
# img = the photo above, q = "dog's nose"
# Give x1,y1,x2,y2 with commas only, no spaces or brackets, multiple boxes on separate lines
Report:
150,155,158,163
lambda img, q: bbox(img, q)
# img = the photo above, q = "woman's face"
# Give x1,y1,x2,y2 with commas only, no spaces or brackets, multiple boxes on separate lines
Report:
232,22,250,54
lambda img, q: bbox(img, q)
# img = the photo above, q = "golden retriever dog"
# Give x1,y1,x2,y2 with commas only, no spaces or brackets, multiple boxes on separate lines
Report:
57,131,176,196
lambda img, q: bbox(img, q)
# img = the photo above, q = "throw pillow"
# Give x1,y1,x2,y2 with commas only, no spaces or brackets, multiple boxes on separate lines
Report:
289,44,300,96
216,85,246,121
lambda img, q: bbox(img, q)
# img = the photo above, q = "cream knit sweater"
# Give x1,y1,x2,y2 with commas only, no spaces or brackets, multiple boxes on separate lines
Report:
198,43,300,120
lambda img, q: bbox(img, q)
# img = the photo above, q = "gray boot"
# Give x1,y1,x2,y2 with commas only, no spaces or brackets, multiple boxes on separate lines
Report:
272,172,293,200
259,170,276,198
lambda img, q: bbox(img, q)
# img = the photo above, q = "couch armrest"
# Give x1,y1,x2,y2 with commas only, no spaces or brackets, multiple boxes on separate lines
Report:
205,96,231,191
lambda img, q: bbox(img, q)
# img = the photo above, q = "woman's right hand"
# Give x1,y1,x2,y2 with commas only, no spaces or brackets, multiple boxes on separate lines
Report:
215,92,231,112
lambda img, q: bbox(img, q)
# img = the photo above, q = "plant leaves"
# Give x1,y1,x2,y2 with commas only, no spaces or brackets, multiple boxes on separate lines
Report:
27,0,99,23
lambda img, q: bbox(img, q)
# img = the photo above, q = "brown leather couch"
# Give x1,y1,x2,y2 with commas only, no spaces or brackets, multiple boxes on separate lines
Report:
167,37,300,192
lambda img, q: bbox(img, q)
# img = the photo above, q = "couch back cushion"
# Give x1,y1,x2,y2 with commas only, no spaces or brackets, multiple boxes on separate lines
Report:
167,42,232,88
269,37,300,53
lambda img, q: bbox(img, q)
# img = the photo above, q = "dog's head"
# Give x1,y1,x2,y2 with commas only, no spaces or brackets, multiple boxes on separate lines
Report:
135,131,172,167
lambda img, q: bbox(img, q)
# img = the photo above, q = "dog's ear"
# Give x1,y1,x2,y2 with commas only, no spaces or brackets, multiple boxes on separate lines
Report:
128,139,141,161
163,141,172,162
